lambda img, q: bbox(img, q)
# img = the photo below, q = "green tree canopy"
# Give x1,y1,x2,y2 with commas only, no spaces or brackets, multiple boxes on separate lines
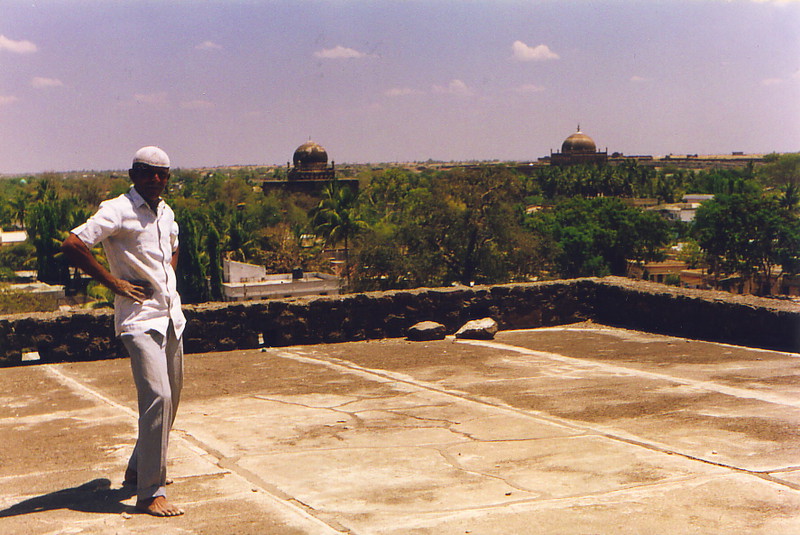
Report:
693,192,800,295
528,197,671,277
175,210,209,303
760,153,800,188
354,166,544,289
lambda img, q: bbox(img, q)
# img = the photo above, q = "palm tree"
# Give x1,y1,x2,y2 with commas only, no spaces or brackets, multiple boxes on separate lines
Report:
779,182,799,213
223,211,258,262
309,181,366,283
9,192,30,229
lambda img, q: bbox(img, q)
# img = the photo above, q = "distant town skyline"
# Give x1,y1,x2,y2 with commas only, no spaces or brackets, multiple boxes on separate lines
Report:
1,0,798,174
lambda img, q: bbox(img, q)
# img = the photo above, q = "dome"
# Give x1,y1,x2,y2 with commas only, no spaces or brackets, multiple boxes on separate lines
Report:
561,128,597,154
293,141,328,169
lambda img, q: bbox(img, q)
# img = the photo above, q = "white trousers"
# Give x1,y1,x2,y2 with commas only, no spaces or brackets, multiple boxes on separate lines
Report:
121,323,183,500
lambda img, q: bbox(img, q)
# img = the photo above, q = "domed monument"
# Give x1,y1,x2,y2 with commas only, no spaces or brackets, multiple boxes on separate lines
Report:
550,126,608,166
263,139,358,195
288,140,336,181
561,130,597,154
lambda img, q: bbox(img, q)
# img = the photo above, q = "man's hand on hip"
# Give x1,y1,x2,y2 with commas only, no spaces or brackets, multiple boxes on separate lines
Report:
111,279,152,303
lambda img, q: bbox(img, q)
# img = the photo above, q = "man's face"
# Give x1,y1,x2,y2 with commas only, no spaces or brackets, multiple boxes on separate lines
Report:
130,163,170,203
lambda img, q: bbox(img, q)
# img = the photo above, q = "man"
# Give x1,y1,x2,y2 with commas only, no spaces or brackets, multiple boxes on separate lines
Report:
61,146,186,517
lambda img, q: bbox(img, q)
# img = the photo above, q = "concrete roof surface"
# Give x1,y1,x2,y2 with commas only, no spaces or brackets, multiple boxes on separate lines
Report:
1,322,799,534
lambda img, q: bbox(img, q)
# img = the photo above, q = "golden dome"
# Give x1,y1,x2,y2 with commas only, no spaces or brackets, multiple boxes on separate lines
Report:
561,127,597,154
293,141,328,169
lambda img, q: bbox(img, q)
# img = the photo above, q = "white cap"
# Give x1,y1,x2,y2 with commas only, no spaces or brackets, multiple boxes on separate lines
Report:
132,146,170,168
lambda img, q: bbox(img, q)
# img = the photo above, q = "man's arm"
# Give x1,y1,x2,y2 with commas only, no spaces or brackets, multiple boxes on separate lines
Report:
171,246,179,271
61,233,148,302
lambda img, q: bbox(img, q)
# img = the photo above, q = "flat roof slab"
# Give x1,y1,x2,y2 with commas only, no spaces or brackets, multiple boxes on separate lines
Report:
1,324,798,533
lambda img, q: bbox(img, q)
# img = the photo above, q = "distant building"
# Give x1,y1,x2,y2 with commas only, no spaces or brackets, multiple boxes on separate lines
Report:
263,140,359,194
0,230,27,247
548,127,608,166
682,194,715,204
221,259,340,301
6,281,66,300
648,194,714,223
653,153,764,170
288,141,336,181
628,260,688,285
679,269,709,290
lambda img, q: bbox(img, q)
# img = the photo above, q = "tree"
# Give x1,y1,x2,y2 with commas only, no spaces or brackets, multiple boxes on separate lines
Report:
351,221,413,291
206,224,223,301
688,168,760,196
529,197,670,278
25,200,71,284
427,167,532,285
0,242,35,271
219,175,255,209
71,176,106,207
223,210,259,262
9,191,31,229
310,180,366,282
360,168,415,223
778,182,800,213
386,166,542,287
760,153,800,188
676,239,703,269
694,192,800,295
33,176,60,202
176,211,209,303
535,163,646,200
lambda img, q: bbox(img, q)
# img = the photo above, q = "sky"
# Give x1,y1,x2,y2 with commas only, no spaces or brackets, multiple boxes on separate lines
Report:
1,0,799,174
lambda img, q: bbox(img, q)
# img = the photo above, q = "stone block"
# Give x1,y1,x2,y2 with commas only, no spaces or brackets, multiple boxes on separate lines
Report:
407,321,447,341
455,318,499,340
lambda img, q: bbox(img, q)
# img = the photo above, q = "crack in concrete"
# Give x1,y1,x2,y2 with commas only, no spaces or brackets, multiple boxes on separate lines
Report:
435,447,535,494
47,364,350,535
460,339,800,408
382,473,735,526
251,394,364,422
41,341,799,532
275,347,800,492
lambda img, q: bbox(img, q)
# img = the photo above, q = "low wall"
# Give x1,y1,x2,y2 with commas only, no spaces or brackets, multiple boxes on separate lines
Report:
590,277,799,352
1,277,797,366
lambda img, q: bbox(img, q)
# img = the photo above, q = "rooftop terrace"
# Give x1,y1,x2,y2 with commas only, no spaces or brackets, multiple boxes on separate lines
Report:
1,320,799,533
1,277,798,532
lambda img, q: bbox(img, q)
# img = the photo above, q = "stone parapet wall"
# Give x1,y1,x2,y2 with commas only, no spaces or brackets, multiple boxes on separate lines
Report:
0,309,118,365
183,278,594,354
1,277,796,367
591,277,799,353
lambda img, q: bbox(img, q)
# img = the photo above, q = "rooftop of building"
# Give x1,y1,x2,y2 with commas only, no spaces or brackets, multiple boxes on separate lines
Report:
2,320,798,534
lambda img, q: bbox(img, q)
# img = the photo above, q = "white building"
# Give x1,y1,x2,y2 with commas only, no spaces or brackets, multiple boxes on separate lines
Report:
649,194,714,223
222,259,340,302
7,281,65,300
0,230,27,247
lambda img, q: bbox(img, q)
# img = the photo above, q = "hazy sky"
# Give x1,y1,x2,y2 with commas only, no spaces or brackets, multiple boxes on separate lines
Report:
1,0,798,174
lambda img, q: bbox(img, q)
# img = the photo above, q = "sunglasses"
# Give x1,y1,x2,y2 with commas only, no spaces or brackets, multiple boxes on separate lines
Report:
132,163,170,178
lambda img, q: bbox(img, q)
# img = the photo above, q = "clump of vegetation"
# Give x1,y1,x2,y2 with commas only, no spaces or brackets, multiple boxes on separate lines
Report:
87,282,114,309
0,286,59,314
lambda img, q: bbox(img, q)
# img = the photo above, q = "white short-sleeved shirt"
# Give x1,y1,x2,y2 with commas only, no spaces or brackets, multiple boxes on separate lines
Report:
71,186,186,338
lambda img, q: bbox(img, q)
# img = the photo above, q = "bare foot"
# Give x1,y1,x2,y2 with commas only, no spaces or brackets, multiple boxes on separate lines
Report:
136,496,184,517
